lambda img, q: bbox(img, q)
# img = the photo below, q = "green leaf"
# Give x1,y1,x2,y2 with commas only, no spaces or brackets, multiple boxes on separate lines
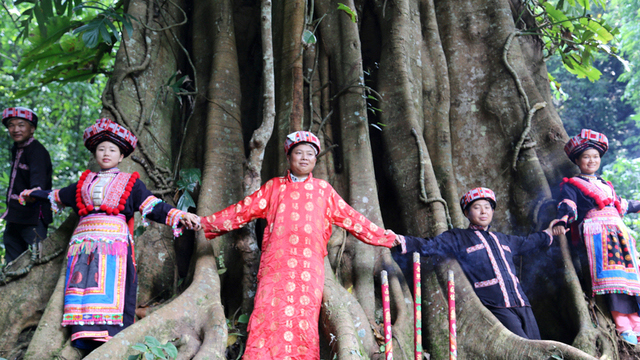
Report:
579,18,614,42
238,314,250,323
177,191,195,211
543,2,574,31
164,343,178,358
302,29,316,45
131,344,148,352
145,336,161,347
144,353,155,360
134,225,146,237
217,267,227,274
127,355,140,360
150,346,167,359
337,3,357,23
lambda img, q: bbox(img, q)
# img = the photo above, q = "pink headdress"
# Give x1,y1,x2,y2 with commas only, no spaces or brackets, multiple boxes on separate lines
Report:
460,187,496,211
284,131,321,155
564,129,608,162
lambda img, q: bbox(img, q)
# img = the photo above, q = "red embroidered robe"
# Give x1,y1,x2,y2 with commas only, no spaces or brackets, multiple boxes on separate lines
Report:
201,173,395,360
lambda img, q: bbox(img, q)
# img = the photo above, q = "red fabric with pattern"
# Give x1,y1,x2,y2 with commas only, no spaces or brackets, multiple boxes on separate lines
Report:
201,173,395,360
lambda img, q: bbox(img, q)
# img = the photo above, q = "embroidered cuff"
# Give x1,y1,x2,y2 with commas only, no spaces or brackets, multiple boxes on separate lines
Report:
166,208,186,237
47,190,64,214
399,235,407,254
139,196,163,227
621,199,629,216
18,187,40,206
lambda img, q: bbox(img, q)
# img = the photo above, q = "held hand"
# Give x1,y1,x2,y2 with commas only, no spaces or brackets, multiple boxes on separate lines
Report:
180,213,202,231
547,219,567,236
18,188,37,205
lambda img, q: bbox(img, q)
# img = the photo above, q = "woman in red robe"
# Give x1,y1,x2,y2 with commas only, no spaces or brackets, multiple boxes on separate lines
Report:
201,131,404,360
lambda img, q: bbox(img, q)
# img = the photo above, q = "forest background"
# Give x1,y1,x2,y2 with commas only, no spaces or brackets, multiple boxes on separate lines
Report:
1,0,640,359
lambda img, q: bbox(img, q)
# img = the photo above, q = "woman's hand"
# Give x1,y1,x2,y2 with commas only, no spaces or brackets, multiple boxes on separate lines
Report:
546,219,567,236
385,229,407,254
180,213,202,231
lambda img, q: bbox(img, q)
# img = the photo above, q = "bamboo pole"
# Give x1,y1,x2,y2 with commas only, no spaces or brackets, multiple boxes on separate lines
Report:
448,269,457,360
382,270,393,360
414,252,422,360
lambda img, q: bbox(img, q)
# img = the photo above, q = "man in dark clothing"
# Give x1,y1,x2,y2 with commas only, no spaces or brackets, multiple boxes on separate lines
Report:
1,107,52,263
392,187,563,340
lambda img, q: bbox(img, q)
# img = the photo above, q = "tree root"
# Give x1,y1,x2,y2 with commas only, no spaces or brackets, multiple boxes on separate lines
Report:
557,233,617,358
435,258,598,360
1,215,76,358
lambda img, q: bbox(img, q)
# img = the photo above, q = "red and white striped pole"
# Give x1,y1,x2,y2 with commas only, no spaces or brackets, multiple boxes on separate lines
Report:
448,269,457,360
413,252,422,360
381,270,393,360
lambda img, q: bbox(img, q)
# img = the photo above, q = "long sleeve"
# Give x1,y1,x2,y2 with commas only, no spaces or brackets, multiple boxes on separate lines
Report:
556,183,579,228
27,141,52,190
402,232,460,258
327,189,395,247
27,182,78,213
504,231,553,256
201,182,272,239
627,200,640,214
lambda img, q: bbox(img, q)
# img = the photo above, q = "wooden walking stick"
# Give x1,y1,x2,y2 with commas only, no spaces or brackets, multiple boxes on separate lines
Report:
413,252,422,360
448,269,457,360
381,270,393,360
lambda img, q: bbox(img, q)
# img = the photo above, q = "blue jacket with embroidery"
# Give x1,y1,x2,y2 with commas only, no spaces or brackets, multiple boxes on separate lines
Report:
393,228,552,308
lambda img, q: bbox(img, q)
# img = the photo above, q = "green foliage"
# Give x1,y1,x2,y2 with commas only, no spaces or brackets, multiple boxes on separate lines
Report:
128,336,178,360
0,6,104,253
175,168,200,211
606,0,640,116
528,0,625,82
11,0,131,93
602,157,640,238
337,3,357,23
547,54,640,163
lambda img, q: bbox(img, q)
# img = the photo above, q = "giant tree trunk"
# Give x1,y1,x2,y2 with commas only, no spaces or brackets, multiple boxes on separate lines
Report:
0,0,630,358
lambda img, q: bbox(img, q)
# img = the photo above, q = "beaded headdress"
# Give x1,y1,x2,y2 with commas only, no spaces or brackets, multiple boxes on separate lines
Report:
284,131,321,155
83,118,138,157
460,187,497,212
564,129,608,162
2,107,39,128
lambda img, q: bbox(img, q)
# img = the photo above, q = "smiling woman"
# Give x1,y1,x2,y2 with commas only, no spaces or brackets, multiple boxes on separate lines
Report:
554,129,640,345
200,130,403,360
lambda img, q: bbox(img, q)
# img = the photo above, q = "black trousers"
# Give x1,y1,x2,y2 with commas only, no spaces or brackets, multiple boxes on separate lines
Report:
485,305,541,340
3,219,48,263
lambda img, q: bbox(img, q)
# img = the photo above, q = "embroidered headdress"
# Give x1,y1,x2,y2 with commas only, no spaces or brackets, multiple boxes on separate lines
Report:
83,118,138,157
460,187,496,211
2,107,39,128
564,129,608,162
284,131,321,155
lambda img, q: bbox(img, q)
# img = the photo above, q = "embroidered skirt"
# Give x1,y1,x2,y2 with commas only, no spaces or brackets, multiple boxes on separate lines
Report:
582,207,640,296
62,213,137,343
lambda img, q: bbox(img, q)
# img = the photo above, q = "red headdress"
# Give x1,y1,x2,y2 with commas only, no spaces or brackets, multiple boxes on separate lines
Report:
460,187,497,211
284,131,321,155
564,129,608,162
83,118,138,157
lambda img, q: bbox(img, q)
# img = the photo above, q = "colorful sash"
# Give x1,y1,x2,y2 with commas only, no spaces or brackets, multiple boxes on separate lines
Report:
582,207,640,296
62,213,130,327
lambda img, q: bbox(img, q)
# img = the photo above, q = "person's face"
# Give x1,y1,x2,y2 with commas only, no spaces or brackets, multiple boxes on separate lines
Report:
287,143,317,177
7,118,35,144
94,141,124,169
575,148,601,175
464,199,494,228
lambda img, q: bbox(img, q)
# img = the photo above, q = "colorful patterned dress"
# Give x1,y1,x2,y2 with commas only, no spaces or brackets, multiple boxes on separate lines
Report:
201,172,395,360
557,175,640,312
27,168,186,346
